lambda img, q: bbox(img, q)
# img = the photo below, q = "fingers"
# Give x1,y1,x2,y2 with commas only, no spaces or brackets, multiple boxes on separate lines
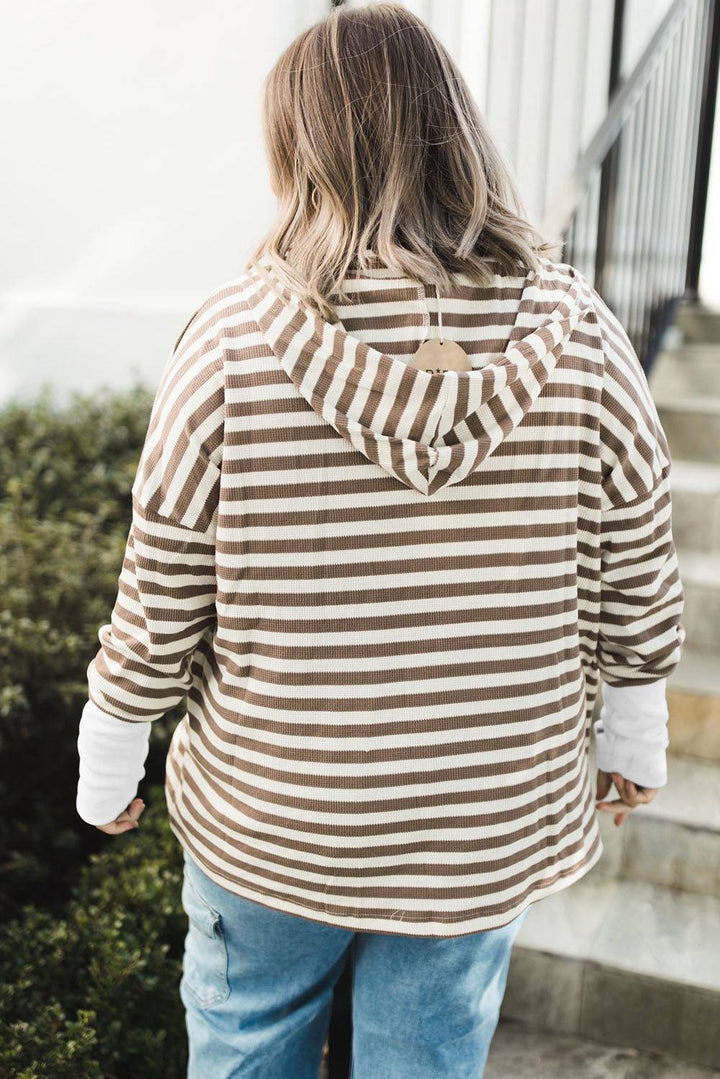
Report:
595,771,659,827
596,769,612,801
595,770,626,826
613,774,657,806
595,798,632,826
124,797,146,823
96,820,135,834
95,797,146,835
625,779,653,803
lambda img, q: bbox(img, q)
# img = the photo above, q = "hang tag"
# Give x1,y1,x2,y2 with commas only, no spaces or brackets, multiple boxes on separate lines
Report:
408,337,472,373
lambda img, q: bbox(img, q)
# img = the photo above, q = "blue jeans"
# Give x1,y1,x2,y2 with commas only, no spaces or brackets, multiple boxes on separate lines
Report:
180,847,530,1079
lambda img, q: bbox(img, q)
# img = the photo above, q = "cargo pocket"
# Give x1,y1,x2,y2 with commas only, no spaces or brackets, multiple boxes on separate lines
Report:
180,868,230,1009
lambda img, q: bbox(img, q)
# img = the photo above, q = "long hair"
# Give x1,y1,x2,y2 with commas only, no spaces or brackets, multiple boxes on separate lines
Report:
247,1,559,321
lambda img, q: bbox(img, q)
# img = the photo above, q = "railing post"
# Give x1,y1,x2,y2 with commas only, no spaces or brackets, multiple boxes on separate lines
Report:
685,0,720,298
595,0,626,296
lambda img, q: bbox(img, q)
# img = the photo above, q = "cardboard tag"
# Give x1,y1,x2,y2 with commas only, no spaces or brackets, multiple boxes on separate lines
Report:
408,337,472,373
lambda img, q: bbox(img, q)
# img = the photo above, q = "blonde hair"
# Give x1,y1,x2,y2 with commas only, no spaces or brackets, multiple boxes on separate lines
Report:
247,1,559,321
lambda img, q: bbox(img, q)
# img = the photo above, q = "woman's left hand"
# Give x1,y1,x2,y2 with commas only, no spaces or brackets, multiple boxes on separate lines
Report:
596,770,657,826
95,796,146,835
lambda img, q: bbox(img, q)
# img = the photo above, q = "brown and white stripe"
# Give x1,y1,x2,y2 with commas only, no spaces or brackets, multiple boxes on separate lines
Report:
87,254,685,935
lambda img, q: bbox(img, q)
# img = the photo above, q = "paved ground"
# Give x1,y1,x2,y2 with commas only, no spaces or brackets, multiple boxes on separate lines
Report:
317,1020,720,1077
485,1020,720,1078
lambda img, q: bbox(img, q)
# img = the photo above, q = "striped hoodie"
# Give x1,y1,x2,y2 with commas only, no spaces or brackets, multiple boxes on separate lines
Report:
77,252,685,936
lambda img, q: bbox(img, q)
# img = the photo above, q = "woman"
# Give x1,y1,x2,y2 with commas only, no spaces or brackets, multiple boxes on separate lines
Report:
75,3,685,1077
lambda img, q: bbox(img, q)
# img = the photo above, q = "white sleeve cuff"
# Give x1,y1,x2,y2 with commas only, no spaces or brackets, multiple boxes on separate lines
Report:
593,679,669,788
76,698,152,826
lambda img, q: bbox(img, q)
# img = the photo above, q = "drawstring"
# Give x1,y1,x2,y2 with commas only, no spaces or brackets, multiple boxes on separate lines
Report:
434,283,444,344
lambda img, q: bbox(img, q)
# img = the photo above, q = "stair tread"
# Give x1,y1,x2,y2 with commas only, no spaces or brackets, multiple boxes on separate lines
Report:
667,644,720,696
670,459,720,493
654,394,720,411
653,344,720,371
643,753,720,830
657,342,720,360
587,741,720,830
676,548,720,584
517,877,720,992
487,1019,720,1078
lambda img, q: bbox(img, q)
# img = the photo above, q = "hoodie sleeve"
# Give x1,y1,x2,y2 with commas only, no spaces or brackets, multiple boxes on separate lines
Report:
591,288,686,787
76,699,151,825
594,678,671,788
84,297,226,726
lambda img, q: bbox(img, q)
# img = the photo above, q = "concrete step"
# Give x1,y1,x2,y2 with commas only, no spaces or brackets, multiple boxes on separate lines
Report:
650,341,720,465
652,344,720,398
667,646,720,762
586,740,720,898
654,396,720,465
487,1018,720,1077
670,460,720,554
316,1006,720,1079
674,302,720,345
502,875,720,1070
676,549,720,653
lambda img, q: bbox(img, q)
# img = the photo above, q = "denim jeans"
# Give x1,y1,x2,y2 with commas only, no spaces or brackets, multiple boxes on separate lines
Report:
180,847,530,1079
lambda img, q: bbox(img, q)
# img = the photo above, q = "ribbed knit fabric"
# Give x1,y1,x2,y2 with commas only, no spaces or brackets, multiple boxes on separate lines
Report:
84,253,685,935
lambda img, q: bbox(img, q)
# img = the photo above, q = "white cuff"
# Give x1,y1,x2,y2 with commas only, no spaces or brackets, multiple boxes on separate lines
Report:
76,698,152,826
593,679,669,788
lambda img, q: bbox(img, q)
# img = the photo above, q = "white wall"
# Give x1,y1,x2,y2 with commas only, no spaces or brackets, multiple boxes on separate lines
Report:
622,0,676,72
0,0,327,405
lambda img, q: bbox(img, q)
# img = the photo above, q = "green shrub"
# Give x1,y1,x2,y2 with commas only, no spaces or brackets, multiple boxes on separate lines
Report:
0,385,180,919
0,382,154,527
0,386,195,1075
0,785,188,1078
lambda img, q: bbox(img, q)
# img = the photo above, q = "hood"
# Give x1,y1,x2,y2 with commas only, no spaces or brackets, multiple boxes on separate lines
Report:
246,258,595,498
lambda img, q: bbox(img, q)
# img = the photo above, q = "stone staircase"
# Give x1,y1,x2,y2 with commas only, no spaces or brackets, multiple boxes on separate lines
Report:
491,301,720,1075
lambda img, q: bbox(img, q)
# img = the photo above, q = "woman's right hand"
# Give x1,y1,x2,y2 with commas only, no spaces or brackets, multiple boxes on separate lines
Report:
595,771,658,827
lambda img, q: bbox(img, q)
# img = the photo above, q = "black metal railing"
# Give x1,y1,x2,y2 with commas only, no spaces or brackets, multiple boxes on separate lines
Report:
543,0,720,373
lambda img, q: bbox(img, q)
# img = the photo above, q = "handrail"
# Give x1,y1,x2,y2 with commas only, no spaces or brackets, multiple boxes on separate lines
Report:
687,0,720,294
541,0,696,242
541,0,719,373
